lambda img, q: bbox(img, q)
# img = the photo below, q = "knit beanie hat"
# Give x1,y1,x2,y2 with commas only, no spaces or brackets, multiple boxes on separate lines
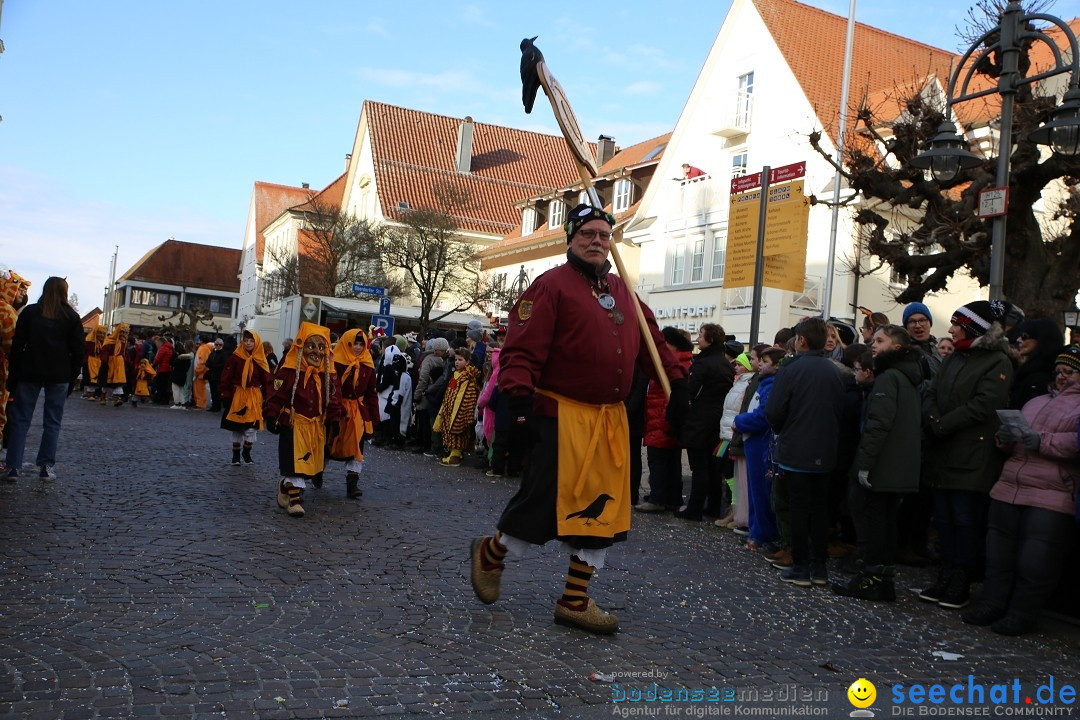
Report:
950,300,1007,338
661,326,693,352
724,339,745,358
564,204,615,243
1055,345,1080,373
735,353,752,371
903,302,933,327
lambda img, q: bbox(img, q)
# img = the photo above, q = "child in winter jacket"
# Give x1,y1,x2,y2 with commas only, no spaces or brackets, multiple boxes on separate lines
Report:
733,347,784,550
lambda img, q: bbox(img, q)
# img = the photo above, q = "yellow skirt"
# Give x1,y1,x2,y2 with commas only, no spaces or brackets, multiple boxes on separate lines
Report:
293,413,325,476
226,385,264,429
537,389,632,539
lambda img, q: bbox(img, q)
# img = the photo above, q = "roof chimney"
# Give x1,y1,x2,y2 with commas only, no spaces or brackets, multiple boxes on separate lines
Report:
597,135,616,166
455,116,475,173
302,182,310,189
345,153,352,171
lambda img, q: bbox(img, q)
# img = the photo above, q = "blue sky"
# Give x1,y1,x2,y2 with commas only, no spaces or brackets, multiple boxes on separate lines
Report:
2,0,1067,316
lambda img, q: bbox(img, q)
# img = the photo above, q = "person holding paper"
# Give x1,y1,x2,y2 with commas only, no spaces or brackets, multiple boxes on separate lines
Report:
963,345,1080,635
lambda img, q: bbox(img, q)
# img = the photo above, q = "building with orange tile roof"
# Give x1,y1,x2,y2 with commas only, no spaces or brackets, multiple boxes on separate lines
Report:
478,133,672,321
109,239,241,336
236,180,322,330
627,0,1080,341
239,100,591,344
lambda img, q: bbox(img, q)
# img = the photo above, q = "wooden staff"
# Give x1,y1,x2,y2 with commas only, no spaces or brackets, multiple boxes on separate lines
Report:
533,60,671,398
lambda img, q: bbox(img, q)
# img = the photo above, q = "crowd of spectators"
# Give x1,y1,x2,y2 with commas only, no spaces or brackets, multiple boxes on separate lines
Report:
5,288,1078,637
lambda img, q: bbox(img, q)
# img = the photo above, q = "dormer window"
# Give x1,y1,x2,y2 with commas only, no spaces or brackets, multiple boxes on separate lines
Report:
549,200,565,228
522,207,537,235
613,179,632,212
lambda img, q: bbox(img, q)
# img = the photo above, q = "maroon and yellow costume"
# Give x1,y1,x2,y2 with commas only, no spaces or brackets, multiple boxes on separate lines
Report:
134,358,157,400
0,271,31,439
219,331,272,432
98,324,130,394
496,252,686,549
329,328,379,462
265,322,343,516
84,325,107,394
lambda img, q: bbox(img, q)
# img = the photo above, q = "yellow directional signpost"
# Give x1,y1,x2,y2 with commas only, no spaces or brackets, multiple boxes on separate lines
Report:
723,161,810,343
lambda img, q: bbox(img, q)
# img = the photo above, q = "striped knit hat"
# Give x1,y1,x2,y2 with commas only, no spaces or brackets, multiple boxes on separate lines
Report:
950,300,1007,338
1056,345,1080,373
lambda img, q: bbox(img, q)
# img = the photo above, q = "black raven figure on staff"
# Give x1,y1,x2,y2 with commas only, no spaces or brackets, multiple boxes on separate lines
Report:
520,36,544,113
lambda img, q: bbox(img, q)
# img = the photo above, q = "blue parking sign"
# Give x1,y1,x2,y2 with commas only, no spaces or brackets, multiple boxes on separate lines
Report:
371,314,395,336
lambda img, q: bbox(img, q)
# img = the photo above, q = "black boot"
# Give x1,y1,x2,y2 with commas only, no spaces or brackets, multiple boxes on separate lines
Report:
938,567,971,609
231,444,242,466
831,565,895,601
918,563,950,603
242,442,254,464
346,471,361,499
312,471,324,489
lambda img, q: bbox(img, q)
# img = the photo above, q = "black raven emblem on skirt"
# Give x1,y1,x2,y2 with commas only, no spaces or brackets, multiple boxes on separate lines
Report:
565,494,614,525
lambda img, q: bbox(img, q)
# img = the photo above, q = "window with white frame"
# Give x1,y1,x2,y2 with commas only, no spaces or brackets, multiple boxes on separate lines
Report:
791,276,822,311
711,232,726,281
735,71,754,128
671,241,685,285
691,236,705,282
613,179,632,212
731,151,749,178
522,207,537,235
549,200,565,228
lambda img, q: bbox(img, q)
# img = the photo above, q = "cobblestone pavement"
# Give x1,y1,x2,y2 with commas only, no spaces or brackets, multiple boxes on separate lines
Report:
1,397,1078,719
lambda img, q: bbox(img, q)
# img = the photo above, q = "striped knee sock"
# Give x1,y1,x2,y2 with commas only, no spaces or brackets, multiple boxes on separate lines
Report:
561,556,594,605
482,531,508,569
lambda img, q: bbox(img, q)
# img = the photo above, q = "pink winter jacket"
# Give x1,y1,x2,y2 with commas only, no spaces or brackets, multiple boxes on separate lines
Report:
990,382,1080,516
476,348,500,443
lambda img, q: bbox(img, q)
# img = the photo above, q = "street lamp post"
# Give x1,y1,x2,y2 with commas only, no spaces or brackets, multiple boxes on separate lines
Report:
909,1,1080,302
1064,303,1079,346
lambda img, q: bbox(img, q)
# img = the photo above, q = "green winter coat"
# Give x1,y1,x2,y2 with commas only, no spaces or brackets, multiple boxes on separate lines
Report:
924,327,1013,493
852,347,923,493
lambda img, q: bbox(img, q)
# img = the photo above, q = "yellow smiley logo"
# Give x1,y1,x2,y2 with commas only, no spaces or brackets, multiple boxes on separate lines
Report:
848,678,876,709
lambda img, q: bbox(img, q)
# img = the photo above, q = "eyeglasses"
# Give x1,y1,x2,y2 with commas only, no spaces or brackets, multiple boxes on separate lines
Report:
576,229,612,241
906,318,930,326
1055,367,1078,377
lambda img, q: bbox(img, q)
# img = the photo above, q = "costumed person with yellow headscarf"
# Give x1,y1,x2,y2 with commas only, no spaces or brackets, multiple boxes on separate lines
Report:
0,269,31,461
98,324,130,406
467,205,689,635
265,322,343,517
132,357,156,406
329,328,380,498
82,325,107,400
220,330,273,465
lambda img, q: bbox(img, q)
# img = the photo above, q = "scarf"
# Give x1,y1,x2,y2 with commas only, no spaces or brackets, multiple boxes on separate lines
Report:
233,330,270,388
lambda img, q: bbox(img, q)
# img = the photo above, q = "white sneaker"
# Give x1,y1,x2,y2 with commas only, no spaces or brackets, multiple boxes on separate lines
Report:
39,465,56,481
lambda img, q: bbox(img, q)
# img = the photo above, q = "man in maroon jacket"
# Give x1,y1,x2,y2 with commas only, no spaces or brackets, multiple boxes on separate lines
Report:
468,204,689,634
